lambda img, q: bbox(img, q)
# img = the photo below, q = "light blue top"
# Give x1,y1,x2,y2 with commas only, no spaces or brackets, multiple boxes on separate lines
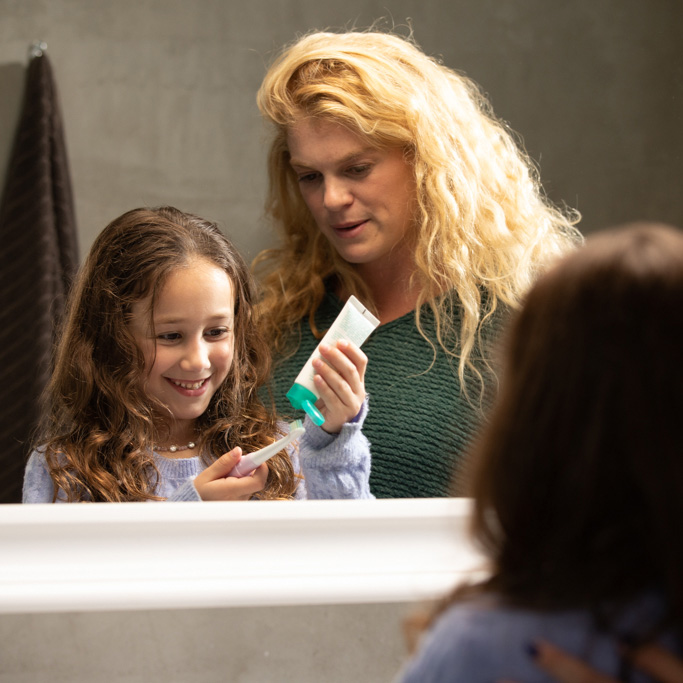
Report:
23,401,373,502
395,591,676,683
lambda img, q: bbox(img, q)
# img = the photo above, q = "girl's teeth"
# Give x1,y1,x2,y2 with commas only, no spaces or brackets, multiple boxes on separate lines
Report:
173,380,204,389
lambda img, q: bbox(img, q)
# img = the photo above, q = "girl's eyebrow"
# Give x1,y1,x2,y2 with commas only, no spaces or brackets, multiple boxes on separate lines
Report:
153,312,234,325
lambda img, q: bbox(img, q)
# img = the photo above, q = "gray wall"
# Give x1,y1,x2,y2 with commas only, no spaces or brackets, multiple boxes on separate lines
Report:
0,602,414,683
1,0,681,265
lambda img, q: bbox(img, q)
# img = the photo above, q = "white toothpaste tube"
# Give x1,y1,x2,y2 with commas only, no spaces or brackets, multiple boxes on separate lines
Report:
228,420,305,478
286,295,380,426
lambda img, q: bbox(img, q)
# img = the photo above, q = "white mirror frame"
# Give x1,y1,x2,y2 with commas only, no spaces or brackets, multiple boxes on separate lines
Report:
0,498,486,614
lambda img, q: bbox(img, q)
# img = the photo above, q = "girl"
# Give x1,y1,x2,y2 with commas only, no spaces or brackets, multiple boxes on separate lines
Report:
397,223,683,681
254,30,582,498
23,206,372,502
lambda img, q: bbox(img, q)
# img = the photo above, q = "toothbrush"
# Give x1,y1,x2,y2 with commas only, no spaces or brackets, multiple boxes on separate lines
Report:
227,420,305,478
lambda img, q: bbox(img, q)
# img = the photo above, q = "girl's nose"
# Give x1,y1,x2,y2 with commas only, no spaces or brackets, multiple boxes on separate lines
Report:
180,339,210,371
323,178,353,211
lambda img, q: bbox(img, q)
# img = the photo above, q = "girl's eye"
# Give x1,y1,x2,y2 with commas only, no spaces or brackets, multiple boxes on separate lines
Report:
205,327,230,339
157,332,181,342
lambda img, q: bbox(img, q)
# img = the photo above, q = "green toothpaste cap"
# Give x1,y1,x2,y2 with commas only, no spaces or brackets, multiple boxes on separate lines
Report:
286,383,325,426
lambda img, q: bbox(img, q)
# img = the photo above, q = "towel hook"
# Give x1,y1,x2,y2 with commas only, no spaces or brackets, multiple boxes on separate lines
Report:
29,41,47,59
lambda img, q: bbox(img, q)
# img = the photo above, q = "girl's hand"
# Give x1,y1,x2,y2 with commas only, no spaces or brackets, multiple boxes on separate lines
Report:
312,339,367,434
626,644,683,683
501,639,683,683
193,448,268,501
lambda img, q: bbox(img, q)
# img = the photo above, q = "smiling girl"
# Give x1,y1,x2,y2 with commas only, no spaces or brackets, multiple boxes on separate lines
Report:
23,206,372,503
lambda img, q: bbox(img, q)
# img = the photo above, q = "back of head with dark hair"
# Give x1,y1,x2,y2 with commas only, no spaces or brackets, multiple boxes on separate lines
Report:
465,222,683,635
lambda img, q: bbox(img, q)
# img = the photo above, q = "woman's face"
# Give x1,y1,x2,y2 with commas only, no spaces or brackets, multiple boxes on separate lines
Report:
286,119,417,274
129,257,235,444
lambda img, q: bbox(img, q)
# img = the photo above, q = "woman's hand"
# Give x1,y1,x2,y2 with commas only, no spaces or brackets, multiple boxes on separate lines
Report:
502,639,683,683
193,448,268,501
312,339,367,434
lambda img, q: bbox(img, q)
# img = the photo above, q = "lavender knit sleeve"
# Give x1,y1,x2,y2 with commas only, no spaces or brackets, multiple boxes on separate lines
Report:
167,478,202,502
293,398,373,500
23,449,67,503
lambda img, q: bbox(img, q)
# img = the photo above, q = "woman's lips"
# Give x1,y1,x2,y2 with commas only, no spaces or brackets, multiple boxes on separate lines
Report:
331,219,368,237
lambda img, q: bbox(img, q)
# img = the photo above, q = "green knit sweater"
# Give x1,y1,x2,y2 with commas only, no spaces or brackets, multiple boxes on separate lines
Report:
266,291,506,498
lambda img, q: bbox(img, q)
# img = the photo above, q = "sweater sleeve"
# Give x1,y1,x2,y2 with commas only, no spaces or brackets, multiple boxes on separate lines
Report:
24,448,203,503
395,611,492,683
166,478,202,502
293,398,373,500
22,449,67,503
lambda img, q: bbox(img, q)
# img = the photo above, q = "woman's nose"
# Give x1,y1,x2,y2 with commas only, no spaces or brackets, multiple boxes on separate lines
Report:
323,177,353,211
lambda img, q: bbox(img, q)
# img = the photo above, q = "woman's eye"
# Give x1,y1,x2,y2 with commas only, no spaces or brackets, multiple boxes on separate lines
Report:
347,164,371,177
297,171,320,184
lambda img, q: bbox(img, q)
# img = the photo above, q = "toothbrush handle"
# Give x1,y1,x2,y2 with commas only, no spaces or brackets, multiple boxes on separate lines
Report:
227,455,258,479
226,424,306,479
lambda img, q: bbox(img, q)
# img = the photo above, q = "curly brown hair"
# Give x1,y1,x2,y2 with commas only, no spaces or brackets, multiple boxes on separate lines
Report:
37,206,298,501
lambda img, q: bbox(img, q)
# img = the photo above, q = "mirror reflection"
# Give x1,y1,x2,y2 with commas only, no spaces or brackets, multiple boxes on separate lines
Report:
0,2,680,504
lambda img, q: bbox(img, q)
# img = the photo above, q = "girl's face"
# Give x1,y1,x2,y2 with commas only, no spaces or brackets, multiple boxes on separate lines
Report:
130,257,235,444
286,119,417,276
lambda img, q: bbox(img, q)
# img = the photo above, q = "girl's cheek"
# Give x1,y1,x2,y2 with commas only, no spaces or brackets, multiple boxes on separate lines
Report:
140,341,159,373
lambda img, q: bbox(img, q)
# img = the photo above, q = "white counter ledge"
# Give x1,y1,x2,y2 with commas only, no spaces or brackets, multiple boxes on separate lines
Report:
0,497,487,614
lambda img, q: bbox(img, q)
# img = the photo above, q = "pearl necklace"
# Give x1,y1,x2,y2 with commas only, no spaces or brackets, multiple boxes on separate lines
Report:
154,441,197,453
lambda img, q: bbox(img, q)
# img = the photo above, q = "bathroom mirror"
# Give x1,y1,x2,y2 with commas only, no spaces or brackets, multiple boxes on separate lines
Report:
0,1,680,507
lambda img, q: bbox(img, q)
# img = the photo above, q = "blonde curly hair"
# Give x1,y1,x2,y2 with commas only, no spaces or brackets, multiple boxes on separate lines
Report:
254,29,582,385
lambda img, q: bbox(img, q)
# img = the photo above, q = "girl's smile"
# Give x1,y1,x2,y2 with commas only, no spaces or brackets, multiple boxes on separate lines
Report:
166,377,211,395
130,257,235,447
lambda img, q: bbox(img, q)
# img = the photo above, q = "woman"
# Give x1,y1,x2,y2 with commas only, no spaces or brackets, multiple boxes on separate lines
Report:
397,222,683,680
254,30,581,498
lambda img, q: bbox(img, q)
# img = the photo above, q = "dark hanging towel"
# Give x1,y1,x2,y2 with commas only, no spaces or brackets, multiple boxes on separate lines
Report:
0,45,79,503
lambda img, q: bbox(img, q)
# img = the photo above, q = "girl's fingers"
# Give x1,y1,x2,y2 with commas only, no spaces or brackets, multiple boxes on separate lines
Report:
212,468,267,500
628,643,683,683
194,450,268,501
194,448,241,487
313,357,358,405
210,447,243,476
334,339,368,381
498,641,683,683
311,341,366,433
531,640,617,683
318,341,367,385
233,463,269,498
315,343,366,399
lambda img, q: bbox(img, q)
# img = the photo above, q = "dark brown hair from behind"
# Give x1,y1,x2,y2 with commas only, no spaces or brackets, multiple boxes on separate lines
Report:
446,222,683,640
